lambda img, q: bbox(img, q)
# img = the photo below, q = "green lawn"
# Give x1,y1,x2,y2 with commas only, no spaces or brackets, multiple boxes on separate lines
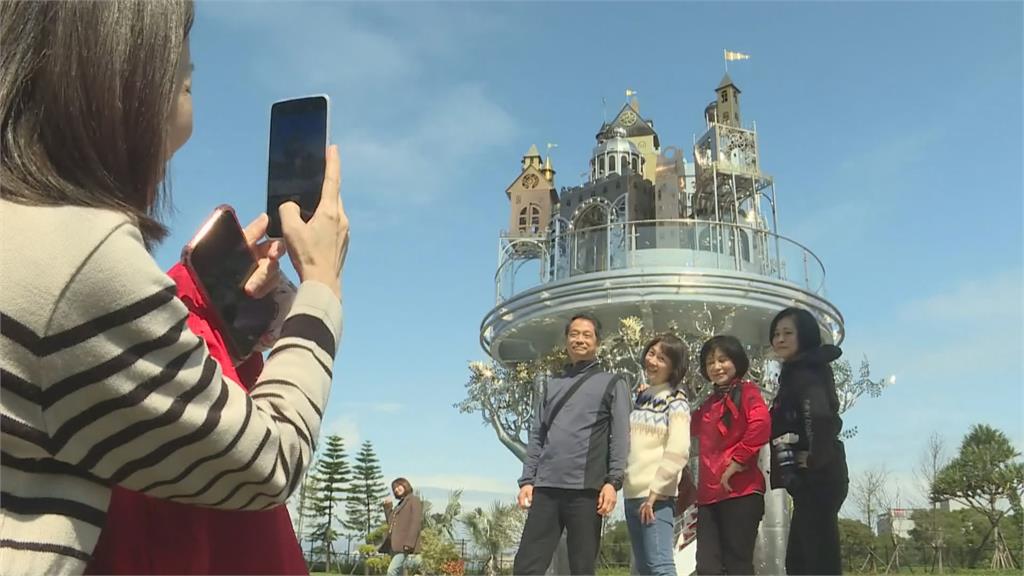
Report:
313,565,1024,569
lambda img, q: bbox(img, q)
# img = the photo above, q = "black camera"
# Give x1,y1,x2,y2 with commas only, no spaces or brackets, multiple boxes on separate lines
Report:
772,432,801,488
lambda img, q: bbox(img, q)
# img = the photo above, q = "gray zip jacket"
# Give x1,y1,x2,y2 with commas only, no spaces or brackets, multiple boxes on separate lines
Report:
518,361,631,491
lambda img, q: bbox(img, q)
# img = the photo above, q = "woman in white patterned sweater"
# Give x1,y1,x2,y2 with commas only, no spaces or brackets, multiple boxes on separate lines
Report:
0,1,350,574
623,334,692,576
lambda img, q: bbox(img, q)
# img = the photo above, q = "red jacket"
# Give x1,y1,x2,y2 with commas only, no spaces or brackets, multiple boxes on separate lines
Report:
85,263,308,575
691,380,770,506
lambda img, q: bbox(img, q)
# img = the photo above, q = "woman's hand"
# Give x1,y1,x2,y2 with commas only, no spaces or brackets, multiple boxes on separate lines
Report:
241,213,285,298
720,460,746,492
639,494,659,525
280,145,349,298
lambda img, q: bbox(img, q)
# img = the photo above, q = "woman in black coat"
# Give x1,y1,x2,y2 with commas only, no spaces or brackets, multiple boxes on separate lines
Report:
768,307,849,575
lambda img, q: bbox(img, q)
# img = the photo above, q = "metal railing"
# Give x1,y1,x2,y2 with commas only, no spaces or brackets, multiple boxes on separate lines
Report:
496,219,827,303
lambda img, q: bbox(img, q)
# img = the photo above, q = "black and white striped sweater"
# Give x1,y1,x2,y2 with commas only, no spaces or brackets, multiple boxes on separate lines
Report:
0,201,343,575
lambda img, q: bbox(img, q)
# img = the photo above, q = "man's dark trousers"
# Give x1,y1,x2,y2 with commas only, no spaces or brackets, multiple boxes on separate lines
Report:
512,487,603,575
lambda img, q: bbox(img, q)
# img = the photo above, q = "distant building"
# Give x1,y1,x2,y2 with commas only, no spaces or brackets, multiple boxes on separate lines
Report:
877,508,916,538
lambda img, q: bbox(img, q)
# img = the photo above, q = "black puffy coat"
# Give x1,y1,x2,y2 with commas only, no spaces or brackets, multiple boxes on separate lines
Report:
769,344,849,491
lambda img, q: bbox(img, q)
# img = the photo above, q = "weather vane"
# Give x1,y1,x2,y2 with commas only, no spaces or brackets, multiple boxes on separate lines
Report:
724,49,751,72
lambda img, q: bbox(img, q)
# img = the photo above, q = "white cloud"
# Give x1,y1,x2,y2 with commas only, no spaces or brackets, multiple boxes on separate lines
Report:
900,269,1022,325
414,473,514,495
889,268,1022,381
199,2,520,209
337,83,519,205
786,200,872,250
347,402,403,414
321,414,361,448
835,126,943,181
838,268,1023,493
790,126,946,253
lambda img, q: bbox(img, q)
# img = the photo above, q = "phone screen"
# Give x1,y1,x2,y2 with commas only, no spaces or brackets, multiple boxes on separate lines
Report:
189,209,276,360
267,96,328,238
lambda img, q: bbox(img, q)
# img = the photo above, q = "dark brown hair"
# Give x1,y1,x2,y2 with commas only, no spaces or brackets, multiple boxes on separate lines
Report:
641,333,689,389
0,0,195,246
770,307,823,356
699,335,750,381
392,477,413,495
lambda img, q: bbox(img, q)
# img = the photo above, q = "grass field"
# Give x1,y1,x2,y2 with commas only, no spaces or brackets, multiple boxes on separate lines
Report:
309,565,1015,569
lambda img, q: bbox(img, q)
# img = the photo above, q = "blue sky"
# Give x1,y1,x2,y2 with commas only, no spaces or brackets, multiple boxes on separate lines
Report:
159,1,1022,514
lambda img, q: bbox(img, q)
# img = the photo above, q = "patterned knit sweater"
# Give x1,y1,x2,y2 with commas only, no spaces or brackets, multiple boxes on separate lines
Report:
623,384,691,499
0,202,343,575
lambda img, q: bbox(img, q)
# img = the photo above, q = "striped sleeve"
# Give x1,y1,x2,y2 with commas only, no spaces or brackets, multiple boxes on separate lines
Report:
651,397,691,497
34,221,341,510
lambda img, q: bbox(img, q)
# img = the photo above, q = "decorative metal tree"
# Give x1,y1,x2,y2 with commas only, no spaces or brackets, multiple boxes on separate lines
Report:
458,309,892,574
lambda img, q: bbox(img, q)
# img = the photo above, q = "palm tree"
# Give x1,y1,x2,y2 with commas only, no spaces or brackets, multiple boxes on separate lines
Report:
422,490,463,540
461,501,524,576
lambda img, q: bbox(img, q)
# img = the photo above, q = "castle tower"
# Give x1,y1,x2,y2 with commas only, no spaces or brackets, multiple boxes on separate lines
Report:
599,97,661,187
715,73,742,127
692,74,773,259
541,155,556,183
590,126,644,181
506,144,558,239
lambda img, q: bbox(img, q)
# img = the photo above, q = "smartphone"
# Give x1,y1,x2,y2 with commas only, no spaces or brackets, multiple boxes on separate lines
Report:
266,95,330,238
181,205,278,362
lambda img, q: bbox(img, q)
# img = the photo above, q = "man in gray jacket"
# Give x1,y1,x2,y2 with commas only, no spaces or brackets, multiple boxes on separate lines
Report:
513,313,631,575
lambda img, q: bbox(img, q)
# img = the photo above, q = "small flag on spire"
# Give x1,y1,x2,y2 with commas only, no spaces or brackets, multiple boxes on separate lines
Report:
625,89,638,98
724,50,751,62
546,143,558,151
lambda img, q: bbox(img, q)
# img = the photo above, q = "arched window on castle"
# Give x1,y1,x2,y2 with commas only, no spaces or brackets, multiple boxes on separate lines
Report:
518,204,542,235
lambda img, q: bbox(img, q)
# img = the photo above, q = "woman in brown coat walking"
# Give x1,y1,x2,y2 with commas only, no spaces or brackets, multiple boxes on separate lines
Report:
381,478,424,576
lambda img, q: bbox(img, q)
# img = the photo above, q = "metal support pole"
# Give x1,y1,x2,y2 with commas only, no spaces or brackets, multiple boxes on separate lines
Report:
713,165,722,269
771,182,781,279
732,172,741,270
803,251,810,291
606,211,612,272
757,443,790,575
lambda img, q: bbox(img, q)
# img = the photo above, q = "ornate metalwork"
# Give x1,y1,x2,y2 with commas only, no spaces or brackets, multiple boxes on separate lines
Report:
717,125,758,172
492,217,829,304
568,196,613,230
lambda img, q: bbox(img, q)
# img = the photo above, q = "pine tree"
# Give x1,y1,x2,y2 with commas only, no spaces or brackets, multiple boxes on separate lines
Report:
343,440,388,541
292,470,321,560
308,435,350,571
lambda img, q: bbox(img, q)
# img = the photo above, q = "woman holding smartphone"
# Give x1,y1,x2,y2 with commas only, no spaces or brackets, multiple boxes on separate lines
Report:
87,261,307,575
0,2,349,574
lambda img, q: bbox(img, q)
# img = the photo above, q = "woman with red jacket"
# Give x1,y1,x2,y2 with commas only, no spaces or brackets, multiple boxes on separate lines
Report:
86,251,309,575
691,335,770,575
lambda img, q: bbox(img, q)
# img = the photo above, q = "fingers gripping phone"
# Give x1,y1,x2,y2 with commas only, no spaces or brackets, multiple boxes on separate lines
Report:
181,206,278,363
266,95,330,238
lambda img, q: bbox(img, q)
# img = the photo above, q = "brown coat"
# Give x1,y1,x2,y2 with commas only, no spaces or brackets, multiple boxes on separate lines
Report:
381,494,423,554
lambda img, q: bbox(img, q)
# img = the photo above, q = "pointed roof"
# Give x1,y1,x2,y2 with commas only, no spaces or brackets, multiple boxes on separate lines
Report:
717,73,741,93
596,102,658,143
505,165,553,197
524,144,541,158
